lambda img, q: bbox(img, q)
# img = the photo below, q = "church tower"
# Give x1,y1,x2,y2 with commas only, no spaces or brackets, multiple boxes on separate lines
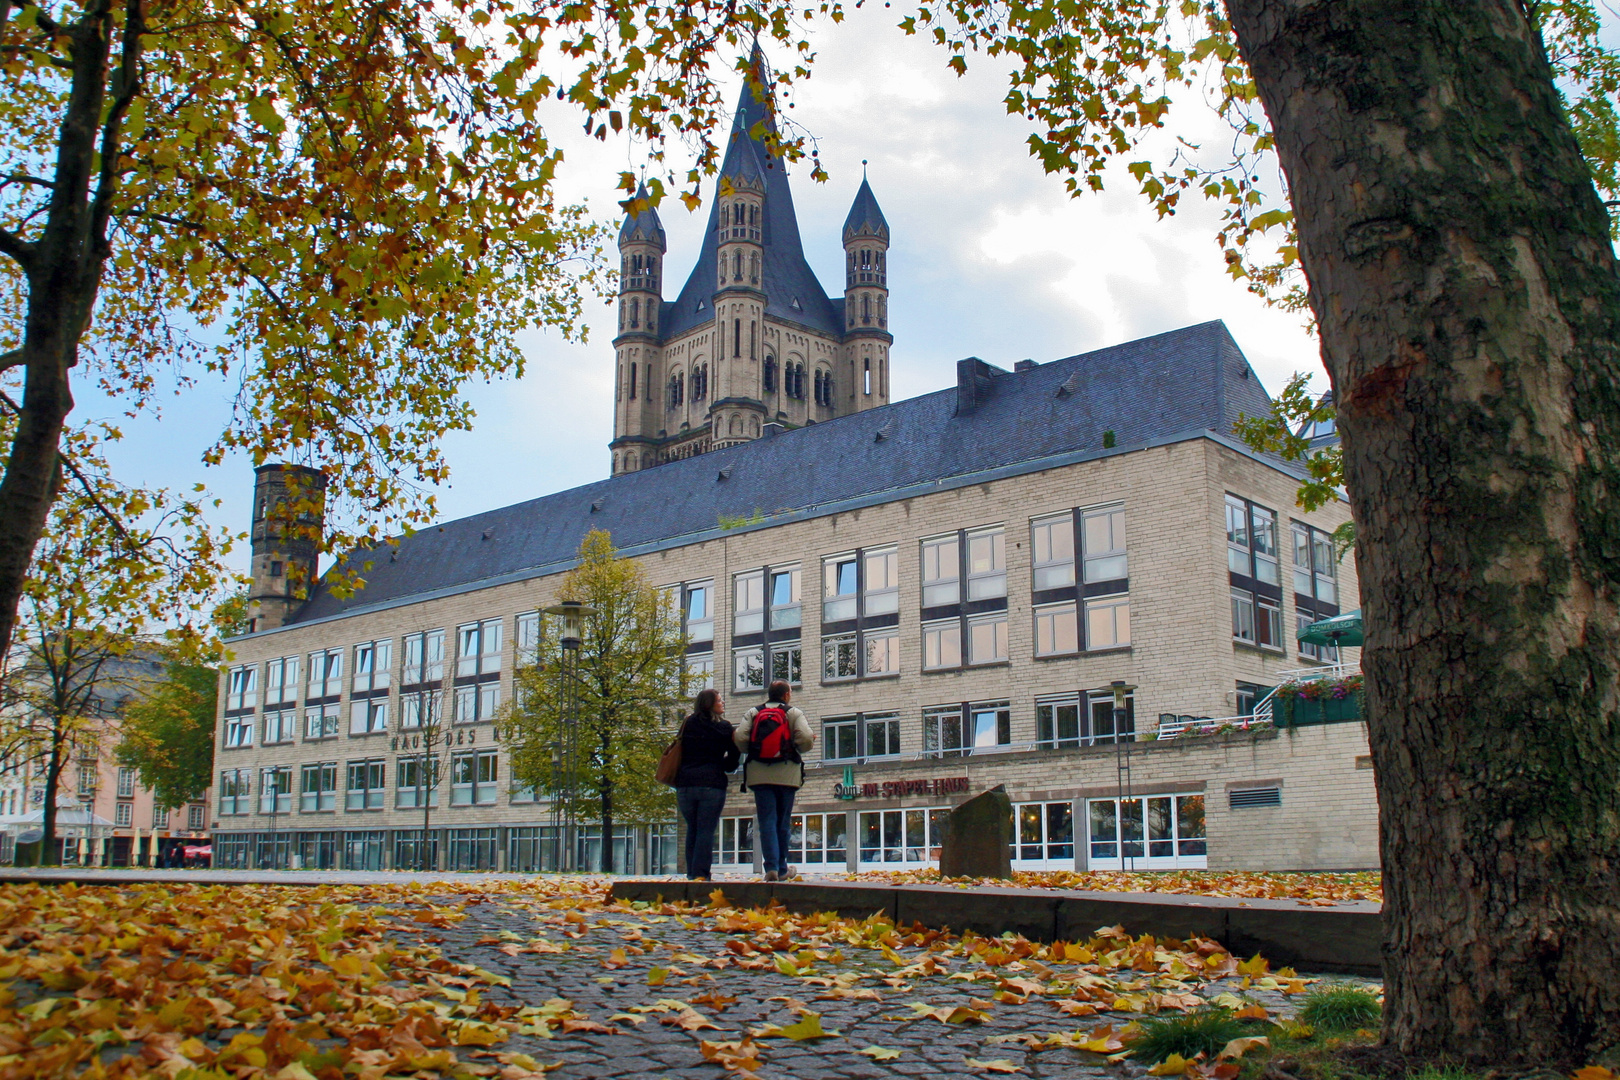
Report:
840,171,891,415
607,49,893,471
710,101,770,451
610,185,665,475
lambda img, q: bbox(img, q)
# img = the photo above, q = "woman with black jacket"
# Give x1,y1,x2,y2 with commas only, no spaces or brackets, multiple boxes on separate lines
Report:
674,688,740,880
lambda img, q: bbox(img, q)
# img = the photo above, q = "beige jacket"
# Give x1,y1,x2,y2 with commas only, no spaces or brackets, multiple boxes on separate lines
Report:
734,703,815,789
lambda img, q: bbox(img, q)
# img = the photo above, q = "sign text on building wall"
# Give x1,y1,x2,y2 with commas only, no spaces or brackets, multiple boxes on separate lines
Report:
833,774,970,800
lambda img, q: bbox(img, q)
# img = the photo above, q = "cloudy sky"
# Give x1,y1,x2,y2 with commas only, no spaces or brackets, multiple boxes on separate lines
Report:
97,10,1325,572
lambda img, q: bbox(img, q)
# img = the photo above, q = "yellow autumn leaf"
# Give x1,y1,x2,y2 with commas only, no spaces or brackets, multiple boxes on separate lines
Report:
1148,1054,1194,1076
647,967,669,986
763,1011,841,1040
1218,1035,1270,1061
965,1058,1024,1073
1236,954,1269,977
859,1046,903,1060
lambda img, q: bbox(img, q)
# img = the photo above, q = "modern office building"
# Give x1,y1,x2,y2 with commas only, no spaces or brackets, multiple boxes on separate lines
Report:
216,66,1371,874
215,316,1372,874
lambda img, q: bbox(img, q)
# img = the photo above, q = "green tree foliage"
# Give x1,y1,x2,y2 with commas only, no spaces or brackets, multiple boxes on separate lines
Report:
1230,373,1353,553
0,418,233,860
115,660,218,812
0,0,847,657
505,530,690,872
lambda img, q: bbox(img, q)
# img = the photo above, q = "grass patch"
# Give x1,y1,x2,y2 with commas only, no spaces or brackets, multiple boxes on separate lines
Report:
1299,984,1382,1033
1126,1007,1259,1064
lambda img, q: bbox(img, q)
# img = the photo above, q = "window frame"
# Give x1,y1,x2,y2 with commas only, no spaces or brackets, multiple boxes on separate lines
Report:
300,762,338,812
402,629,446,688
1033,601,1080,657
1030,513,1076,591
345,759,386,811
1083,594,1132,651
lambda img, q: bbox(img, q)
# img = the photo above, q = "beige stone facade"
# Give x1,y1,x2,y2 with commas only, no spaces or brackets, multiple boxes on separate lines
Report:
213,429,1371,874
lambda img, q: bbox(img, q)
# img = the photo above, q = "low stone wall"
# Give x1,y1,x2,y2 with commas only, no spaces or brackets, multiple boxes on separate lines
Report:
610,878,1383,976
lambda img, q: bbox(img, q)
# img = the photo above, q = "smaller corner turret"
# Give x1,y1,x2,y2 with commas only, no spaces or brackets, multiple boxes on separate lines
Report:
247,463,326,634
616,183,666,338
841,167,892,411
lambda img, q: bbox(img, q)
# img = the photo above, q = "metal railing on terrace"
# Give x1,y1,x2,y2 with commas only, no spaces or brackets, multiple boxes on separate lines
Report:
1154,659,1362,738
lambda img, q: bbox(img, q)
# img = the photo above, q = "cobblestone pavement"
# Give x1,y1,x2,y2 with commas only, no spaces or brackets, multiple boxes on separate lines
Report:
396,889,1381,1080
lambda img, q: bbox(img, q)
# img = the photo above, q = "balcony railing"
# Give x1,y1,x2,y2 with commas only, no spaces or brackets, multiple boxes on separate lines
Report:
1155,661,1361,738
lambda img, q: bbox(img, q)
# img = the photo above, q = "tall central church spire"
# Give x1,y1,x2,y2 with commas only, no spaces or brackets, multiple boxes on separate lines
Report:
609,54,893,475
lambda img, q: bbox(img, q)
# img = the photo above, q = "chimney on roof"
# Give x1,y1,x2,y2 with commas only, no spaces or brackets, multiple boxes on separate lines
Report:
1014,359,1037,372
954,357,1004,416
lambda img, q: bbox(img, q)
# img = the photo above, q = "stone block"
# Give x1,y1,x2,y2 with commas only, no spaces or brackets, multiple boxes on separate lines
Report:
770,881,894,921
1224,905,1382,976
893,885,1057,941
938,785,1012,879
1053,895,1226,944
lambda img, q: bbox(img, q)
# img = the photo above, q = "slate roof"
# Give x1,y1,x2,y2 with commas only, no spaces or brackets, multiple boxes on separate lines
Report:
842,177,889,242
660,65,843,341
281,321,1288,629
617,183,666,250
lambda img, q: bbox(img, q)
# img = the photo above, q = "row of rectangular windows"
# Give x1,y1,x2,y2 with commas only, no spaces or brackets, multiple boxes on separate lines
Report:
218,689,1138,816
227,507,1131,712
226,495,1340,724
711,794,1209,867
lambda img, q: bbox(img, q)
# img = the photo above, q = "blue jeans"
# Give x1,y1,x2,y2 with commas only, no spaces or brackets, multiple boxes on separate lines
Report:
752,784,797,875
677,786,727,879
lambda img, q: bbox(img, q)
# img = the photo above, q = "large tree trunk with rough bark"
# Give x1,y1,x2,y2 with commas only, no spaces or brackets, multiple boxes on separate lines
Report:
1226,0,1620,1066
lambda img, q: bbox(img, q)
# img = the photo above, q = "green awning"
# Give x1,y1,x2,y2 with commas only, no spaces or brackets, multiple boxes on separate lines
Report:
1297,609,1363,647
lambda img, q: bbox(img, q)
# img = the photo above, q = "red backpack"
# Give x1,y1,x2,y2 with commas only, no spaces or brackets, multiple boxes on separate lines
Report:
747,704,798,764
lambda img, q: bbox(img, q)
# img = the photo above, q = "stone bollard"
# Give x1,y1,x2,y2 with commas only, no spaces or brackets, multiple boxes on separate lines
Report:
938,785,1013,879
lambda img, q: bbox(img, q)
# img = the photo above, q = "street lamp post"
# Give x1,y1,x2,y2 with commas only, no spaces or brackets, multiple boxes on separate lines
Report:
419,690,441,872
1110,680,1138,871
543,600,595,873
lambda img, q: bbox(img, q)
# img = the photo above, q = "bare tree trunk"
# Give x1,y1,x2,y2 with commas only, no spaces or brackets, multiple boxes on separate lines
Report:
41,726,64,867
1226,0,1620,1065
0,0,122,660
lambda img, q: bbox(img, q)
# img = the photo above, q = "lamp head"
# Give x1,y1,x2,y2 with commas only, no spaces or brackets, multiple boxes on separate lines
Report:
544,599,597,651
1109,679,1138,709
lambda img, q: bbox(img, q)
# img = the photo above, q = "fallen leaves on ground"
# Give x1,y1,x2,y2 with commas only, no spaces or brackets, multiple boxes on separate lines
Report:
846,868,1383,902
0,880,605,1080
0,874,1344,1080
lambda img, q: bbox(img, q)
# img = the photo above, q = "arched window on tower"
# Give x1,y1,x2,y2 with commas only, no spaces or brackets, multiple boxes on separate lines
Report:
749,204,759,228
764,356,777,392
732,250,742,281
864,357,872,396
862,295,871,322
749,251,759,284
813,369,823,406
631,298,640,329
734,319,742,358
629,362,637,400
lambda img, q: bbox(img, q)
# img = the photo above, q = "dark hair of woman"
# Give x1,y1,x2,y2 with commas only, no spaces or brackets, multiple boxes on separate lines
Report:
693,688,721,718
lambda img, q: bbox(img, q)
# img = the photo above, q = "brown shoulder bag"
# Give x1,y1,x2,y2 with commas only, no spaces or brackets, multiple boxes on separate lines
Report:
655,719,687,787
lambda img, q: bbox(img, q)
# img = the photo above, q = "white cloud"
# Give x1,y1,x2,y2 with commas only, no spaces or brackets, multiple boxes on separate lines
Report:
94,11,1331,561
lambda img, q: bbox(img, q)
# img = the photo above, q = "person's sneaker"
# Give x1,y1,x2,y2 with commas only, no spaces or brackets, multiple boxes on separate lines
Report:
764,870,779,882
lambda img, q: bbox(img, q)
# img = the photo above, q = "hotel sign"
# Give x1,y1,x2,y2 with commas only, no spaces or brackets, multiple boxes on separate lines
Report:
833,767,970,801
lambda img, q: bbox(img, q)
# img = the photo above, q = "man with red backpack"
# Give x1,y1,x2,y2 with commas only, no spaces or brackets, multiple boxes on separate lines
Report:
733,681,815,881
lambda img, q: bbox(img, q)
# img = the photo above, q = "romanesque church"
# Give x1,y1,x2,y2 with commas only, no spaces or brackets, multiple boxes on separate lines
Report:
609,68,892,474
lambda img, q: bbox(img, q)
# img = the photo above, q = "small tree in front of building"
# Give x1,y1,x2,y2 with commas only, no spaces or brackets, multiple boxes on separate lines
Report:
506,531,689,873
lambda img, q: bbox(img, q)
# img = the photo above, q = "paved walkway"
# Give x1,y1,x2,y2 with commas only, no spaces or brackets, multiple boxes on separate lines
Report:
403,889,1355,1079
0,870,1378,1078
